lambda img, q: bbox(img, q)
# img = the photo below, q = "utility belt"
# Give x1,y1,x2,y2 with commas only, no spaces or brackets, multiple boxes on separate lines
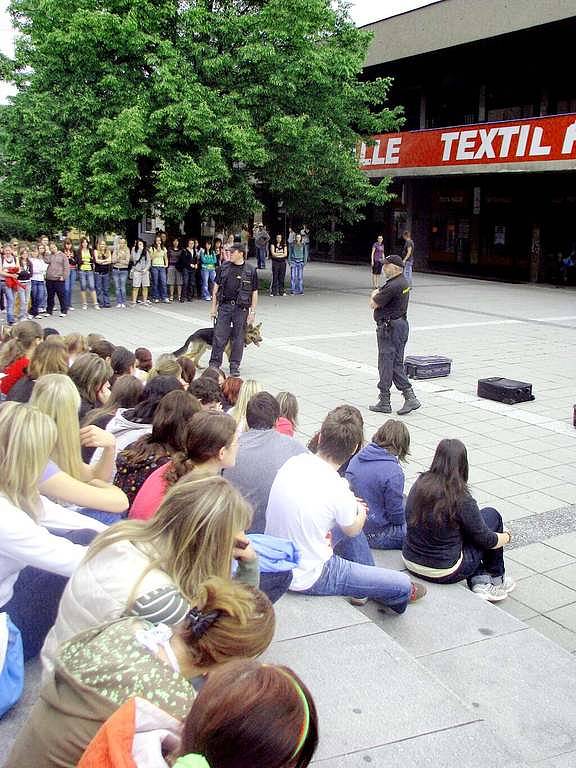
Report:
377,315,407,327
220,299,248,308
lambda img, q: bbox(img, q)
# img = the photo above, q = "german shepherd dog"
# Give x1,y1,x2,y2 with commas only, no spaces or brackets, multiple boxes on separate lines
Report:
172,323,263,368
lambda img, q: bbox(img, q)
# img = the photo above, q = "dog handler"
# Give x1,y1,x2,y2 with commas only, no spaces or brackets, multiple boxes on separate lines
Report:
369,254,421,416
209,243,258,377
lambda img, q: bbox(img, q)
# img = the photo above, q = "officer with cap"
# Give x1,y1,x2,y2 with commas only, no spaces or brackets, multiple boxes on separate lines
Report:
209,242,258,376
369,254,421,415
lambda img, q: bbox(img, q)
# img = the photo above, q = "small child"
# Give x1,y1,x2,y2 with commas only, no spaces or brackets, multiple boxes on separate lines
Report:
276,391,298,437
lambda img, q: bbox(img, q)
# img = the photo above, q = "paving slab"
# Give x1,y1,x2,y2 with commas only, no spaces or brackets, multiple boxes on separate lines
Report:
273,593,370,643
507,543,575,572
264,622,478,762
512,574,576,613
312,721,528,767
526,615,576,653
421,629,576,763
546,532,576,558
545,603,576,633
358,581,524,657
535,752,576,767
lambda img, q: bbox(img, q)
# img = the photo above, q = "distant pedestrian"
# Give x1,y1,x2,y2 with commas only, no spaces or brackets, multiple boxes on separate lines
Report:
287,227,296,258
300,224,310,262
111,238,131,308
62,238,77,311
200,240,218,301
130,239,151,305
149,233,168,303
270,234,287,296
255,225,270,269
371,234,385,289
94,240,112,308
167,237,183,302
45,242,70,317
289,233,306,295
179,238,198,301
77,237,98,310
402,230,414,284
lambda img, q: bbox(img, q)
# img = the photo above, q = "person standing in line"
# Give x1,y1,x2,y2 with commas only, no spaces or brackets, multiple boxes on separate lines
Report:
62,238,78,311
178,238,198,301
0,244,19,325
30,248,48,318
45,242,70,317
209,243,258,377
269,233,287,297
369,254,420,416
371,234,385,289
254,225,270,270
300,224,310,262
130,239,151,305
167,237,184,302
200,240,218,301
287,226,296,259
94,240,112,309
222,234,235,263
149,233,169,303
77,237,99,310
17,247,33,320
289,233,306,295
111,238,131,308
402,230,414,284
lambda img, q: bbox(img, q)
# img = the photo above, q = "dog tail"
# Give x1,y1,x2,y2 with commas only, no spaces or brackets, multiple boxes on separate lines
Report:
172,333,194,357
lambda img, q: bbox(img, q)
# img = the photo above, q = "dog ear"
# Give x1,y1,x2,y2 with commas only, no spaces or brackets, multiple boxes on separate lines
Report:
255,322,262,331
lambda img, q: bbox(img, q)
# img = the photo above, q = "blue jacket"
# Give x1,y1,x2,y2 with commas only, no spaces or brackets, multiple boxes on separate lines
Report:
345,443,405,533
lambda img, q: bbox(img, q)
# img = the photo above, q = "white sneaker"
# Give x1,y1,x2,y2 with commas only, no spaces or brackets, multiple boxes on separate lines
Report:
82,304,88,310
472,583,508,602
68,306,75,311
163,298,170,303
95,305,101,310
498,576,516,594
116,303,122,308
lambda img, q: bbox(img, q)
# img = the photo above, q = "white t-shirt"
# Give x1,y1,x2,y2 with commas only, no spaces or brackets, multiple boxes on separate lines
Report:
265,453,358,591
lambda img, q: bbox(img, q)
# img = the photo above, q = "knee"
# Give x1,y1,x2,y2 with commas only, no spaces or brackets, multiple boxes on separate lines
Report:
480,506,503,532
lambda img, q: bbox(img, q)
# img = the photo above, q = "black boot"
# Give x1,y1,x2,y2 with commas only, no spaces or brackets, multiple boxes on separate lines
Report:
369,396,392,414
397,387,421,415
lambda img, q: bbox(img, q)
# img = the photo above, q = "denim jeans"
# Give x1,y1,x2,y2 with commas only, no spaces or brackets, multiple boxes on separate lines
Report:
290,262,304,294
64,268,77,308
256,245,267,269
95,271,111,307
302,243,309,262
181,269,196,300
112,269,128,304
78,270,95,292
201,268,216,300
2,284,15,323
151,266,168,300
16,283,31,319
259,571,292,604
404,260,413,284
30,281,45,316
366,524,406,550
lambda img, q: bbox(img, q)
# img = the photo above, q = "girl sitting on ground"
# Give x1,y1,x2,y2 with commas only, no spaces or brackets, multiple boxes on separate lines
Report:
68,352,112,420
109,346,136,385
230,379,263,433
78,660,318,768
346,419,410,550
276,390,299,437
115,390,201,506
0,319,43,396
41,475,258,674
82,373,144,435
129,411,238,521
30,374,129,519
0,403,101,661
221,375,243,412
134,346,153,381
7,578,274,768
6,339,68,402
402,438,515,602
64,332,88,365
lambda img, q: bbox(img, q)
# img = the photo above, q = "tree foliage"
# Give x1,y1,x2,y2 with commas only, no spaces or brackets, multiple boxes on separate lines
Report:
0,0,402,236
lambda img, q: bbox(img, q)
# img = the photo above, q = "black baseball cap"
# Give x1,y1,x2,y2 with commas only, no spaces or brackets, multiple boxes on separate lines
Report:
385,254,404,269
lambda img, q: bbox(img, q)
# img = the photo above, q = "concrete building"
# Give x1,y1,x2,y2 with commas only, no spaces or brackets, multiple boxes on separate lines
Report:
349,0,576,283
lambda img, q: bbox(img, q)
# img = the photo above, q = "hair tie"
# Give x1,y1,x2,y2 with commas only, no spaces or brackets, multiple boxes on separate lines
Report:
173,755,210,768
277,669,311,759
186,606,221,639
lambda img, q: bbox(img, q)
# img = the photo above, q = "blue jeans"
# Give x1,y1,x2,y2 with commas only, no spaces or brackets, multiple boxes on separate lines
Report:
256,245,267,269
404,260,413,284
30,281,45,316
64,269,77,308
366,523,406,550
290,262,304,294
302,243,309,262
113,270,128,304
78,270,95,292
17,283,31,319
95,272,111,307
259,571,292,604
2,284,15,323
151,266,167,300
201,268,216,300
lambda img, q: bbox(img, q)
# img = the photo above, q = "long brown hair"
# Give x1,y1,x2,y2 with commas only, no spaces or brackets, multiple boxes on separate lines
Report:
82,374,144,426
0,320,42,371
166,411,237,486
28,341,68,380
177,660,318,768
408,438,469,527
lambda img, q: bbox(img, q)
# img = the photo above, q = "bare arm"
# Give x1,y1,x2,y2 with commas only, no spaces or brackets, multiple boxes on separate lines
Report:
340,500,367,537
79,425,117,482
40,471,129,514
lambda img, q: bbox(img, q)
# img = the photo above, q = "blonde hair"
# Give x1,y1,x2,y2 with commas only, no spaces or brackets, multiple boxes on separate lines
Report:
233,379,263,432
276,391,298,428
0,320,42,371
68,353,111,405
85,475,253,607
180,577,274,667
28,342,69,380
30,373,84,480
64,333,88,358
0,402,57,519
148,353,182,381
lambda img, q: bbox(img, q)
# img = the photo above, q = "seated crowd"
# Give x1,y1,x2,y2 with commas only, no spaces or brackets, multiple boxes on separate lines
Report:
0,319,515,767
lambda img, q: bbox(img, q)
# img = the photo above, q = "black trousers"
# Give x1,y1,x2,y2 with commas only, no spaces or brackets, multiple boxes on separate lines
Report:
209,303,248,370
181,269,196,300
46,279,67,315
271,259,287,295
376,317,411,398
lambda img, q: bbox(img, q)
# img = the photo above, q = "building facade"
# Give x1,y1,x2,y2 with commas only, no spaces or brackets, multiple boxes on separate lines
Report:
347,0,576,283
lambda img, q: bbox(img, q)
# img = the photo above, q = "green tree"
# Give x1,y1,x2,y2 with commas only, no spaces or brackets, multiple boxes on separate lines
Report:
0,0,402,236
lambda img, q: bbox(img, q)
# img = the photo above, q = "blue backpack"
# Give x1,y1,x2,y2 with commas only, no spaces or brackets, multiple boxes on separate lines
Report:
0,613,24,718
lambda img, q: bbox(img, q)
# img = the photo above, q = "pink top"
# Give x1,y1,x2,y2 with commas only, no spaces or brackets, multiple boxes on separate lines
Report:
275,417,295,438
129,462,171,521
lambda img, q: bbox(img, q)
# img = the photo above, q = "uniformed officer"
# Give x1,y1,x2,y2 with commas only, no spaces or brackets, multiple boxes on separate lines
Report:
369,254,421,415
209,242,258,376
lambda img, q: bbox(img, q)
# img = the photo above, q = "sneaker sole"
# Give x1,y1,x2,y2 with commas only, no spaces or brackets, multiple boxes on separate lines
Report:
473,590,508,603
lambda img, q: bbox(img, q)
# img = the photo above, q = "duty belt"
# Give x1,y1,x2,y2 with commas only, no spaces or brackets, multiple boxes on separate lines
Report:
377,315,406,326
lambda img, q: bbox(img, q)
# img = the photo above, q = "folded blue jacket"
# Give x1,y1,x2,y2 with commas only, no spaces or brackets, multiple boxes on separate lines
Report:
247,533,301,573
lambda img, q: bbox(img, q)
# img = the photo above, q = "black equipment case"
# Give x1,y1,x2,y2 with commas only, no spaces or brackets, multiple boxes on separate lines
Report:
405,355,452,379
477,377,535,404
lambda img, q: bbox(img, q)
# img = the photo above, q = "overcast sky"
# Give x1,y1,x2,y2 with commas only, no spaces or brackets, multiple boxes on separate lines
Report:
0,0,438,102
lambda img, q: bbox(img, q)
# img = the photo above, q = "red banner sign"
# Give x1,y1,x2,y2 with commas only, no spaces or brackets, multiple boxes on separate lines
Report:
360,113,576,170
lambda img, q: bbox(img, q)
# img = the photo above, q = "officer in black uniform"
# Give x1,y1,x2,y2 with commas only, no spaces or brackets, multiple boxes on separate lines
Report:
209,242,258,377
369,254,421,415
